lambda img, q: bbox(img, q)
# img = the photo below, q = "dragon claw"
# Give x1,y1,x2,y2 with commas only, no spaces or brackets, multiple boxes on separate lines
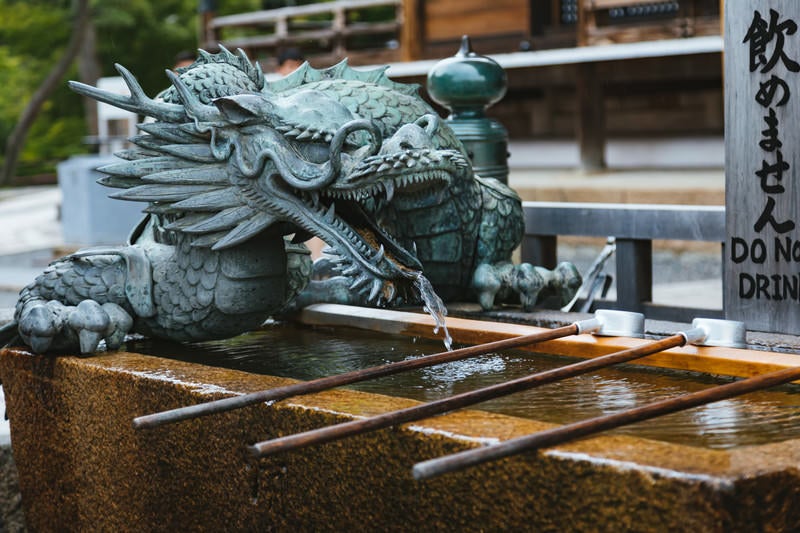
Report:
471,261,577,312
472,263,504,310
101,303,134,351
69,301,111,354
19,303,62,354
507,263,543,311
18,299,134,355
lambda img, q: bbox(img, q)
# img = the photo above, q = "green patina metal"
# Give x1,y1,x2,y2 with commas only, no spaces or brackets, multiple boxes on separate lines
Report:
428,36,510,185
2,46,579,355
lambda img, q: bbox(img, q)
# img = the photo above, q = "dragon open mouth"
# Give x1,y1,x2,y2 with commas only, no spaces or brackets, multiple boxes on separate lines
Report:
288,159,459,303
257,111,470,304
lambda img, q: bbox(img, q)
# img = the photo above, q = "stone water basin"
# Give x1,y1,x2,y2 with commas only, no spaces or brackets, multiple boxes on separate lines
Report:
130,316,800,451
3,304,800,531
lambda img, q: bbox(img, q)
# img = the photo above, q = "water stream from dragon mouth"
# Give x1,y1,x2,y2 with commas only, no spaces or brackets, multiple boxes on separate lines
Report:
409,271,453,351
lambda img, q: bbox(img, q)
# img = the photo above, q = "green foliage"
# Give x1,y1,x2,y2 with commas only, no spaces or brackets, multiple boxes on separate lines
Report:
93,0,199,95
0,0,335,179
93,0,262,95
0,0,212,179
0,1,72,59
0,0,82,179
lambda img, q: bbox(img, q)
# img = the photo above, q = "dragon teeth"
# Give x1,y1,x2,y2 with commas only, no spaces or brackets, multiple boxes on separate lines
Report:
368,279,382,302
371,244,386,265
323,202,335,223
384,180,395,202
385,283,396,302
350,274,370,290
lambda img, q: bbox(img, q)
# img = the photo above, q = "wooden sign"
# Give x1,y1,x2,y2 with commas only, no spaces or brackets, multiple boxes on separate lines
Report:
725,2,800,333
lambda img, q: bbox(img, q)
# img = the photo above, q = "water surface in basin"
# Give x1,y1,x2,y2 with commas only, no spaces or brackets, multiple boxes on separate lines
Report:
127,321,800,449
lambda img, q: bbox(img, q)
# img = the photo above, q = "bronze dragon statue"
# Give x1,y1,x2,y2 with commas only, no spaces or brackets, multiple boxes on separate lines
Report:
3,47,580,354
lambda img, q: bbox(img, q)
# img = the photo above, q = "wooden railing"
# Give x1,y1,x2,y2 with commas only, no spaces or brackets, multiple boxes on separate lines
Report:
206,0,403,68
521,201,725,322
577,0,721,46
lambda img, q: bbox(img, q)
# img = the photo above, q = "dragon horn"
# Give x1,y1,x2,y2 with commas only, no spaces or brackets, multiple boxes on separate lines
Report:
68,64,186,123
164,70,221,123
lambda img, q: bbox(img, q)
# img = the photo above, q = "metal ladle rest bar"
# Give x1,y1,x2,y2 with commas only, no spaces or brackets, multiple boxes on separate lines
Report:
248,312,736,459
413,322,800,481
133,310,638,430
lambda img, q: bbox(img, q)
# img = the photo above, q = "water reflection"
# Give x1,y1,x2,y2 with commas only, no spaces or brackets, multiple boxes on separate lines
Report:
128,321,800,450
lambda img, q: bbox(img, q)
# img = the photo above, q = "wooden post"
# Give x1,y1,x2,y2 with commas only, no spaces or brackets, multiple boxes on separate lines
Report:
332,7,346,57
615,239,652,312
724,1,800,333
521,235,557,269
576,62,607,172
199,0,217,49
400,0,422,61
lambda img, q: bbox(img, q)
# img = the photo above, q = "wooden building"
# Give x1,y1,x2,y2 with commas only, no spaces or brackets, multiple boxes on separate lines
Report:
203,1,723,169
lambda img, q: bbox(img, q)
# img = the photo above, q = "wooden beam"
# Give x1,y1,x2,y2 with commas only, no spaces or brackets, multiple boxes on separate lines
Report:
298,304,800,381
400,0,422,61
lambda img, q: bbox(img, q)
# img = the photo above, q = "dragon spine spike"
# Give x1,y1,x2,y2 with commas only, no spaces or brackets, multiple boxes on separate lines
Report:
168,188,242,212
262,58,419,97
188,230,230,247
183,206,255,234
137,122,206,144
211,212,278,250
110,184,223,203
140,166,228,186
157,144,217,163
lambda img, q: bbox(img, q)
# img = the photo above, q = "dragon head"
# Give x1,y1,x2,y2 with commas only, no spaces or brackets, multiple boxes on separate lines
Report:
68,49,473,305
210,89,472,304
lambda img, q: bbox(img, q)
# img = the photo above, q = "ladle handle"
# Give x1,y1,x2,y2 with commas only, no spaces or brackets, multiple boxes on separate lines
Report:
133,323,580,429
247,333,687,458
412,364,800,480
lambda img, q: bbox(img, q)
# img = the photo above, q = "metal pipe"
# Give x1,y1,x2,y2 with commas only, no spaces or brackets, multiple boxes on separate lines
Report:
412,363,800,481
133,320,596,430
247,328,691,459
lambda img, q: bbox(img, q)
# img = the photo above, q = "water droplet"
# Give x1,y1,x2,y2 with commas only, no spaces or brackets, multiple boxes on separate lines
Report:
409,271,452,351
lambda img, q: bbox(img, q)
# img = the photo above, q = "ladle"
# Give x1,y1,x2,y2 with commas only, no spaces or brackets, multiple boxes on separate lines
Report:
133,310,631,429
249,313,741,459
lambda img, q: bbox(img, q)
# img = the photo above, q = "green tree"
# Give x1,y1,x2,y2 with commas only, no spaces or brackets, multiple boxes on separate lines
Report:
0,0,285,183
0,0,90,185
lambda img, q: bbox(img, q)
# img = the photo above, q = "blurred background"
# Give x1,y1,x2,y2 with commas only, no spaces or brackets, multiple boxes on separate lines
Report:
0,0,723,185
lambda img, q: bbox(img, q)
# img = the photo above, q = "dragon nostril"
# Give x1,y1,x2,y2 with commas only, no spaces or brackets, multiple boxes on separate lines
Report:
415,113,440,136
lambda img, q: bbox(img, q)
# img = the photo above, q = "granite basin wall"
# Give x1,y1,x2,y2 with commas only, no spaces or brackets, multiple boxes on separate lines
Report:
1,347,800,532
